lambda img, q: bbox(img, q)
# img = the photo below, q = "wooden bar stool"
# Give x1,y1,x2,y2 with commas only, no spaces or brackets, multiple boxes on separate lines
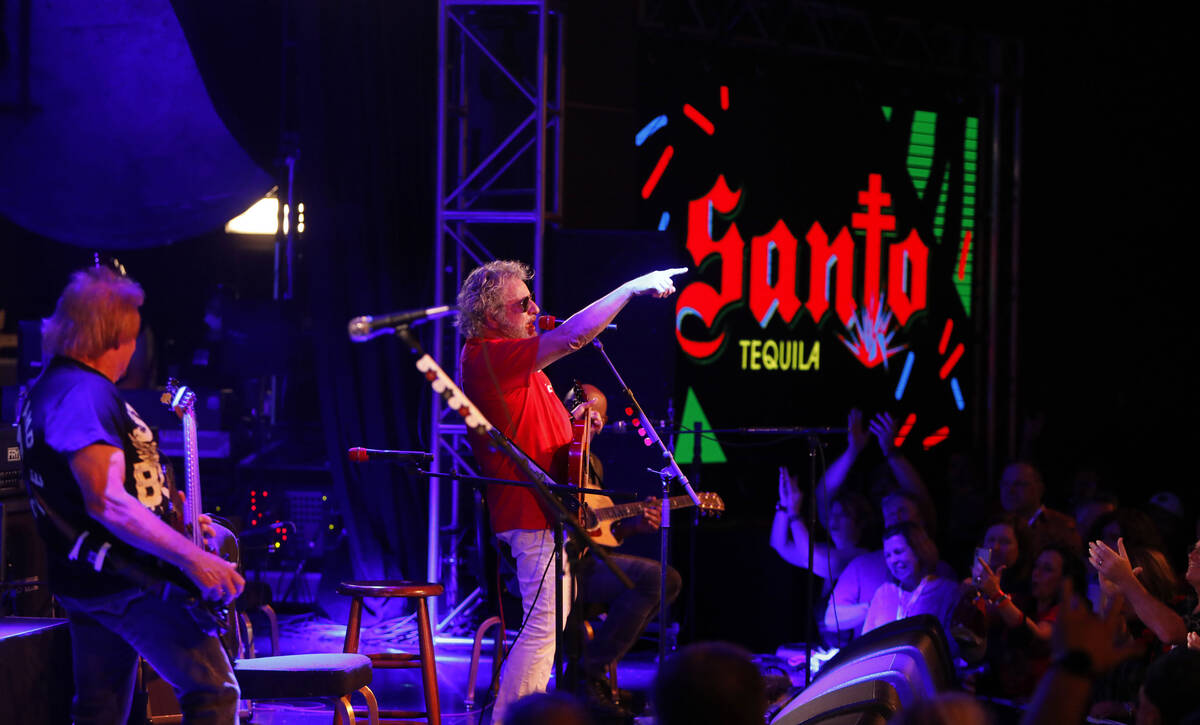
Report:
337,581,444,725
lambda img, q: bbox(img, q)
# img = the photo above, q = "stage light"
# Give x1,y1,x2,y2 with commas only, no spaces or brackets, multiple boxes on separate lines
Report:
225,191,305,235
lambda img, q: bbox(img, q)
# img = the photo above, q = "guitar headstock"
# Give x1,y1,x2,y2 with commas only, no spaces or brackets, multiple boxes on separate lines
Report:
161,378,197,419
698,492,725,516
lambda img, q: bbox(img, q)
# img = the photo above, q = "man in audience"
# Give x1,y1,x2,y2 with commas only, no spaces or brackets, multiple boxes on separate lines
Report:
999,461,1082,555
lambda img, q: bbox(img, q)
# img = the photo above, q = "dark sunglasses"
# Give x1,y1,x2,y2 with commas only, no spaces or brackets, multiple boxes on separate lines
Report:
516,294,534,312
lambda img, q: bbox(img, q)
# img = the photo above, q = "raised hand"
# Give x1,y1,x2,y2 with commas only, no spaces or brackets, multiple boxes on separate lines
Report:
976,557,1007,602
778,466,802,517
626,268,688,298
847,409,868,454
1088,537,1142,589
868,412,899,457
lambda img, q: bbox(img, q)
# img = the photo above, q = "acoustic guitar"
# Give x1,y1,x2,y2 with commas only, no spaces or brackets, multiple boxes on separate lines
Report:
565,381,725,547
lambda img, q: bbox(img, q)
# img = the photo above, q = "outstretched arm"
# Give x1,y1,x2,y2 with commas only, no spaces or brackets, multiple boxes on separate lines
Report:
814,409,868,528
869,412,935,527
534,268,686,370
771,467,845,579
1089,537,1187,645
977,557,1053,640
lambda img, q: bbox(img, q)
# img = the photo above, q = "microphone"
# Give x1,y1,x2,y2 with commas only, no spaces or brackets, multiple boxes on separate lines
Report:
537,315,617,332
347,448,434,466
348,305,455,341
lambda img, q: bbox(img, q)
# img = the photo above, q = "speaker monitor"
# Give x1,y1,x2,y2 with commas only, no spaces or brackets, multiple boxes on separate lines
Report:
769,680,900,725
768,615,953,725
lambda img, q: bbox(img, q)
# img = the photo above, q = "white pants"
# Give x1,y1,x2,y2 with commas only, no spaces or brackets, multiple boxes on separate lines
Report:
492,528,572,725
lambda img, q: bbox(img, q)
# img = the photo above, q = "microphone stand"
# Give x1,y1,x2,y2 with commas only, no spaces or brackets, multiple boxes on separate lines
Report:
387,325,633,690
599,421,845,682
588,336,702,667
417,468,639,502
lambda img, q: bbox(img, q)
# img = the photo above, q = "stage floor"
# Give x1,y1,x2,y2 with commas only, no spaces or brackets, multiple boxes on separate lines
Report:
241,612,661,724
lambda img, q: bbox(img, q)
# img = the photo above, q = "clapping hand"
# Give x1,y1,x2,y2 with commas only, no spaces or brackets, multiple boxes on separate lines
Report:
1088,537,1142,590
868,412,900,457
778,466,802,518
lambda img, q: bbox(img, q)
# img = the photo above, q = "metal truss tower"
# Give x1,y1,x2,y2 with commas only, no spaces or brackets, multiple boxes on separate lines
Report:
429,0,564,628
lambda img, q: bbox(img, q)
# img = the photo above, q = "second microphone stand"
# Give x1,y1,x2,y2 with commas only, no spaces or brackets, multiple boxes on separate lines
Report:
589,336,703,667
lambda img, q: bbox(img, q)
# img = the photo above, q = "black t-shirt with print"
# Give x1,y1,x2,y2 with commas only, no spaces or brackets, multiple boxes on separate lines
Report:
17,356,177,598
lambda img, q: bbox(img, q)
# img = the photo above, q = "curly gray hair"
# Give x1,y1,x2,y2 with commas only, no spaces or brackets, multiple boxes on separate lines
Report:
455,260,533,338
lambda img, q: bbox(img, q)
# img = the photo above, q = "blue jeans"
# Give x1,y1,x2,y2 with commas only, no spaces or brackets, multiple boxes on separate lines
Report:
57,587,239,724
575,551,681,676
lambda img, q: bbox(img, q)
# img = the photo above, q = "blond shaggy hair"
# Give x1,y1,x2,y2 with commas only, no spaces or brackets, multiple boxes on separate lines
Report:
42,267,144,362
455,260,532,338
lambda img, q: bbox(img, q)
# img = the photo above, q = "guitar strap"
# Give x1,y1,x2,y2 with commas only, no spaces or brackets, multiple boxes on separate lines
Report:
25,485,226,633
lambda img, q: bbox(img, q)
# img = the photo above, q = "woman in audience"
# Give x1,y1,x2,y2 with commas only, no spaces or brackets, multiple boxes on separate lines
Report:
973,544,1087,697
1088,539,1191,719
861,522,959,637
951,515,1032,662
771,466,872,583
973,514,1033,597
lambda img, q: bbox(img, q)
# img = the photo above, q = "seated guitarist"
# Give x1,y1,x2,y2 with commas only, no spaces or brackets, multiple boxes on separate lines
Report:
564,383,682,714
17,266,243,723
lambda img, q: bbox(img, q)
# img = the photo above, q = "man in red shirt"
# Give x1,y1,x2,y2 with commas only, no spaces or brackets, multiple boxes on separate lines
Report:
456,260,684,724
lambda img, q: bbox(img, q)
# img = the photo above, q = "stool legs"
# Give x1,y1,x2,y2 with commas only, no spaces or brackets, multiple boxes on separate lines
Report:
415,598,441,725
344,597,364,654
340,593,440,725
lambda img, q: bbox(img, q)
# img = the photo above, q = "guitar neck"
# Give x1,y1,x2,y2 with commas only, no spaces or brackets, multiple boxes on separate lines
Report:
594,495,697,523
182,410,203,548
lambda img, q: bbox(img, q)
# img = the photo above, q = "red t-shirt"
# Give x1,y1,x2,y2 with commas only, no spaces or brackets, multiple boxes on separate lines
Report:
460,335,573,533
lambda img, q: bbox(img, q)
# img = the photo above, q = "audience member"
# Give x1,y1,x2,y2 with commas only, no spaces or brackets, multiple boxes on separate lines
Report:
1088,540,1186,719
973,545,1086,697
998,462,1082,556
950,515,1031,664
817,410,955,636
771,466,871,584
652,642,765,725
825,491,956,635
861,522,959,638
1090,537,1188,646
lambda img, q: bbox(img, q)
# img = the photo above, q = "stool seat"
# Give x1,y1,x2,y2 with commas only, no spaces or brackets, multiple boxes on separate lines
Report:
336,581,444,599
235,654,372,699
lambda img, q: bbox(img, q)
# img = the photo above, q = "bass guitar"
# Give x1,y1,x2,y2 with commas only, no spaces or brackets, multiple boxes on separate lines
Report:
161,378,242,659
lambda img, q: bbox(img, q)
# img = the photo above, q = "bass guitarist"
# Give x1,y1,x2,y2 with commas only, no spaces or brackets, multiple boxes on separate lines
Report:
17,266,242,724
